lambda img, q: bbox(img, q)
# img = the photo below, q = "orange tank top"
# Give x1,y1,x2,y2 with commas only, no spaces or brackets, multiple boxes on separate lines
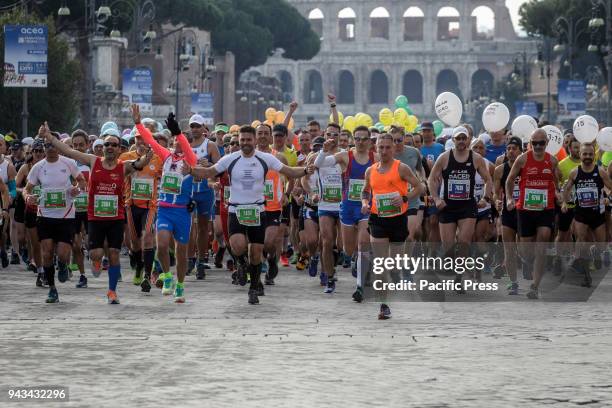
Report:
370,159,408,217
264,169,283,211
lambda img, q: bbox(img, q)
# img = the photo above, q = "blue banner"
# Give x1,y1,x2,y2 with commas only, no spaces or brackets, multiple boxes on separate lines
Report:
122,67,153,113
190,92,214,125
557,80,586,120
514,101,538,118
3,25,48,88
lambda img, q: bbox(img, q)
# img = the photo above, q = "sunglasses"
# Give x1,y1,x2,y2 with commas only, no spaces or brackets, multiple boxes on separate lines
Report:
32,149,44,153
531,140,546,147
230,141,239,146
354,137,369,142
454,135,467,141
104,142,119,147
393,138,404,144
190,123,202,128
326,132,339,137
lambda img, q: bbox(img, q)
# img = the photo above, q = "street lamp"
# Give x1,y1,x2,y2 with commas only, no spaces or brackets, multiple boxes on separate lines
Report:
537,37,554,122
589,0,612,125
552,15,591,79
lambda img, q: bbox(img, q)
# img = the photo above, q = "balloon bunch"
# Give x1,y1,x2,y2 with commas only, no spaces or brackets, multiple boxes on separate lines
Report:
252,107,294,130
334,95,419,134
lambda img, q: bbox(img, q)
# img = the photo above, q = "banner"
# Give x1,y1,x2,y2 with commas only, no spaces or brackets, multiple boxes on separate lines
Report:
190,92,214,125
122,67,152,113
514,101,538,117
557,79,586,121
3,25,48,88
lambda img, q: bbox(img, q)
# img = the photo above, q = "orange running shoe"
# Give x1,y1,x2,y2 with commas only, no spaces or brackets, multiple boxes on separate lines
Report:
107,290,120,304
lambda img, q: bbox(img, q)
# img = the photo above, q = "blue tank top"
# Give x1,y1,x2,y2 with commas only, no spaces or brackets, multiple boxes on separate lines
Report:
191,139,211,193
342,150,374,205
158,155,193,206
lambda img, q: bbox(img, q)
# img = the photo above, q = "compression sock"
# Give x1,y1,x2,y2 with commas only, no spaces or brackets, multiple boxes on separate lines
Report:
108,265,121,291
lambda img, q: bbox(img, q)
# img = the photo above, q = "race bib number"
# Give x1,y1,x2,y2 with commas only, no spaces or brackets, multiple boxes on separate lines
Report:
131,177,154,200
43,189,67,209
236,205,261,226
523,188,547,211
576,187,598,208
93,194,118,217
512,184,520,201
264,180,274,201
223,186,230,203
375,193,401,218
161,171,183,195
74,192,88,211
447,178,470,200
32,185,42,196
322,184,342,203
348,179,365,201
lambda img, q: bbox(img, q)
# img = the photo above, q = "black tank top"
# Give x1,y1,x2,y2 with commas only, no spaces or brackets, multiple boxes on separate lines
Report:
442,150,476,209
500,161,520,213
574,166,604,213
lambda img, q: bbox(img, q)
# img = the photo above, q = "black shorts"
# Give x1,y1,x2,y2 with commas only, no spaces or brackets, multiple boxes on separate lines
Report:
25,210,37,229
501,209,518,231
290,200,301,219
126,206,155,238
228,212,266,244
73,211,88,234
281,204,291,225
265,210,281,228
13,194,25,223
574,210,606,230
298,207,305,231
518,209,555,238
37,217,74,245
438,204,477,224
477,209,492,222
214,200,221,216
368,212,408,242
407,208,418,217
557,206,574,232
88,219,124,250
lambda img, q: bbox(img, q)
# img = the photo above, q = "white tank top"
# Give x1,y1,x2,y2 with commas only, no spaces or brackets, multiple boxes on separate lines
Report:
317,163,342,212
191,138,210,193
0,159,9,183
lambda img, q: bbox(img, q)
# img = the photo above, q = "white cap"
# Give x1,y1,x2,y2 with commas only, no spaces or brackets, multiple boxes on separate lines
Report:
189,114,205,126
22,137,34,145
444,138,455,151
452,126,469,138
478,133,491,145
93,139,104,148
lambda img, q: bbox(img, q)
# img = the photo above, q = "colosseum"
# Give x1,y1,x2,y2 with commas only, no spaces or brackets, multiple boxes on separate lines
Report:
250,0,535,123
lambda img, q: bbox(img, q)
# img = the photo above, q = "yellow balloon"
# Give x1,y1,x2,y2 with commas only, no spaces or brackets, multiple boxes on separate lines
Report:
360,113,373,128
274,111,285,124
379,108,393,126
251,120,262,128
343,116,357,133
406,115,418,131
265,107,276,121
288,117,295,130
330,111,344,126
393,108,408,125
264,119,274,126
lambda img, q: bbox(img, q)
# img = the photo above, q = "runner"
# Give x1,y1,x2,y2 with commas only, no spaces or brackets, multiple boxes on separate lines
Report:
189,125,315,305
8,140,25,264
361,134,422,319
0,136,16,268
419,121,444,244
25,127,86,303
505,128,560,299
300,137,324,279
41,120,152,304
555,137,581,269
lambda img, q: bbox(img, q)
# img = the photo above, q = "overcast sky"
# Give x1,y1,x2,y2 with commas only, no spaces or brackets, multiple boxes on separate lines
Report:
507,0,528,35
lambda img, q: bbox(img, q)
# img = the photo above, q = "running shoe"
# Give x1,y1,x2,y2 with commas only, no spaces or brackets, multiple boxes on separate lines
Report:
154,259,162,274
226,258,235,272
352,287,363,303
248,289,259,305
289,252,299,265
591,246,602,270
76,274,88,288
342,253,351,269
174,284,185,303
132,274,143,285
27,262,37,274
107,290,120,304
324,278,336,294
308,256,318,277
264,273,275,286
20,247,29,264
526,285,539,299
256,280,265,296
92,261,102,278
46,287,59,303
10,250,20,265
320,272,328,287
141,277,151,293
36,273,44,287
378,303,391,320
57,262,69,283
1,250,9,268
196,262,206,280
42,275,48,286
296,256,308,271
280,253,289,267
162,273,174,296
267,258,278,280
237,263,248,286
508,282,519,295
214,247,225,268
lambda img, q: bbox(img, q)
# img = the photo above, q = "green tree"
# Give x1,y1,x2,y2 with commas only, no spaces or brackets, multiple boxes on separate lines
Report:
0,8,80,136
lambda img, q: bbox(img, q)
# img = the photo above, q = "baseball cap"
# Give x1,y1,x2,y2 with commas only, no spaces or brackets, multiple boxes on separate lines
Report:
507,136,523,150
189,114,205,126
93,139,104,148
32,138,45,150
22,137,34,146
214,123,229,133
120,138,129,148
478,133,492,145
10,140,23,150
453,126,469,138
421,121,434,130
102,127,121,138
100,121,119,136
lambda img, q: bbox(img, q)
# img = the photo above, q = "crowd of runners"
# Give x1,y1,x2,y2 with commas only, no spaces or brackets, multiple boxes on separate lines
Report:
2,94,612,319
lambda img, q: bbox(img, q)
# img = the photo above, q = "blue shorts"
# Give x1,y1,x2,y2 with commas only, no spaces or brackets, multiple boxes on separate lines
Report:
157,206,192,244
340,202,367,226
192,190,215,218
318,209,339,219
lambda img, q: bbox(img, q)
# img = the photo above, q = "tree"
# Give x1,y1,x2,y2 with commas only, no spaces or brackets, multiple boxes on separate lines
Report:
0,8,80,136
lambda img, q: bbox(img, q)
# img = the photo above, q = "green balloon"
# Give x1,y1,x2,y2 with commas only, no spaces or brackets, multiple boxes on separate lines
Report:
375,122,385,131
402,106,413,116
395,95,408,108
433,120,444,137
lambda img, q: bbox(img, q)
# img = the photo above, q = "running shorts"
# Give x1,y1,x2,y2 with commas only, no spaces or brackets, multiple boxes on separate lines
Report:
88,219,124,249
368,212,408,242
157,206,191,244
37,217,74,245
517,209,555,238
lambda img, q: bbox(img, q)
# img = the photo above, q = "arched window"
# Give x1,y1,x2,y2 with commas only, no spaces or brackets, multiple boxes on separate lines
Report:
370,7,390,39
436,69,462,100
338,7,356,41
308,8,324,39
471,69,494,98
304,70,323,104
277,70,293,102
471,6,495,40
337,70,355,104
437,7,460,41
403,7,424,41
369,70,388,104
402,70,423,104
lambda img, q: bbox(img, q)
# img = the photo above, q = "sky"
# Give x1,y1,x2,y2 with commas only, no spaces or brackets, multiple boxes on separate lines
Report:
507,0,529,35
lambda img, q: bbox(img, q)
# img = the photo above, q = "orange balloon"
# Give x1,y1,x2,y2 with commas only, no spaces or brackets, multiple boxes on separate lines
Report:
251,120,261,128
274,111,286,124
265,107,276,121
264,119,274,126
229,124,240,133
288,117,295,130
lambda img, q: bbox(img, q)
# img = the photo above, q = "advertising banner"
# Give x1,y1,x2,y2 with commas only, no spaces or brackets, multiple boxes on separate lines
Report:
122,67,153,113
514,101,538,117
557,79,586,121
3,24,48,88
190,92,214,125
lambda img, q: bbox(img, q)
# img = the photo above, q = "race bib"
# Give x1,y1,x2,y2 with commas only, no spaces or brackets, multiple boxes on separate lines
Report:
348,179,365,201
322,184,342,203
512,184,520,201
131,177,154,200
523,188,547,211
223,186,230,203
74,192,88,211
264,180,274,201
576,187,598,208
93,194,118,217
447,178,470,200
375,192,401,218
236,205,261,226
161,171,183,195
43,189,67,209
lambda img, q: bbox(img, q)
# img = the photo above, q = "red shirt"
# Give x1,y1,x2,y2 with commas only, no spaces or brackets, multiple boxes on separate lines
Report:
88,157,125,221
517,151,556,211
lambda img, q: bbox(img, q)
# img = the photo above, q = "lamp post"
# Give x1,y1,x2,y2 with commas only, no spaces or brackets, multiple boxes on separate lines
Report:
585,65,606,121
552,15,591,79
589,0,612,125
536,37,554,123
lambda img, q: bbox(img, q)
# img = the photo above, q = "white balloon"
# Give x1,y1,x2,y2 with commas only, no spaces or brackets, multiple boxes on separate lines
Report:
596,127,612,151
444,138,455,151
435,92,463,127
541,125,563,155
573,115,598,144
511,115,538,142
482,102,510,133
